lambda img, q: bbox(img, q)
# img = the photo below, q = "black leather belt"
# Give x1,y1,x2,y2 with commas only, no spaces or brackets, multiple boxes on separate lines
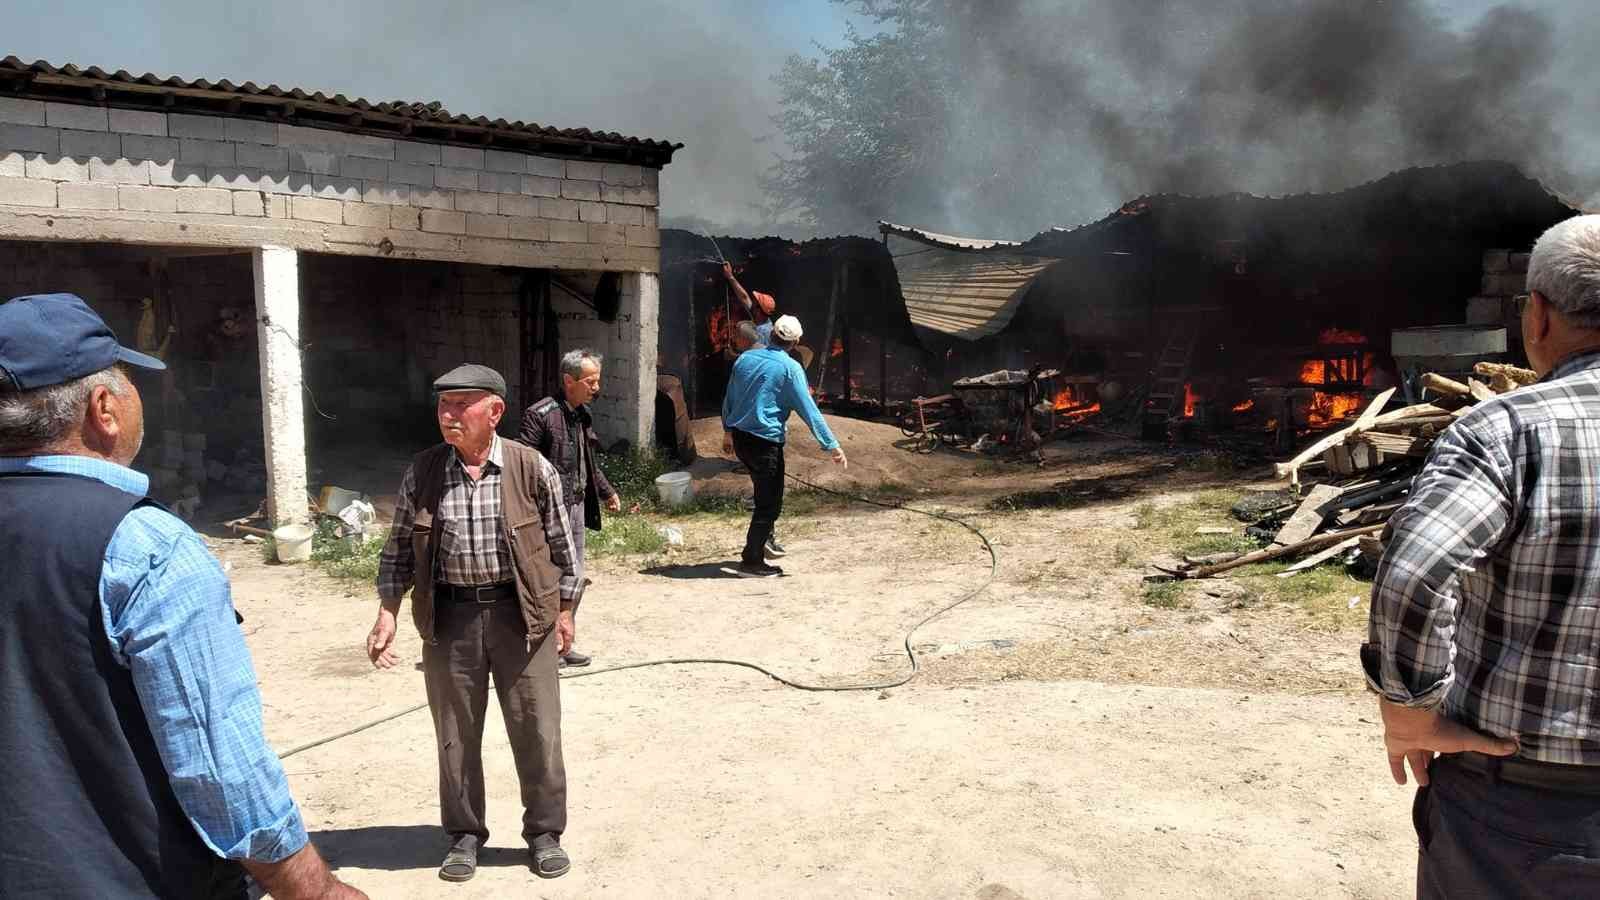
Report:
1448,752,1600,796
435,582,517,605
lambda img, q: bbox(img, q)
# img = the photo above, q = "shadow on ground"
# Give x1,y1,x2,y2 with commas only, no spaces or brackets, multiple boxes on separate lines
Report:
313,825,533,873
640,561,744,579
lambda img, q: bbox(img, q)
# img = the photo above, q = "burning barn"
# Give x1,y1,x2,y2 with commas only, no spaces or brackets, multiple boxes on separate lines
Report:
661,162,1574,452
658,232,934,421
880,160,1576,441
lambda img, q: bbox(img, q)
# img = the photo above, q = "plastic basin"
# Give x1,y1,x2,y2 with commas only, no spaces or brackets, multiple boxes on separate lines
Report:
273,523,315,563
654,471,694,508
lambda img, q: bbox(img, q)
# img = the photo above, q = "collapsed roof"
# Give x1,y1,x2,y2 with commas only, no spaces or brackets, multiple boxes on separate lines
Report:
878,220,1058,342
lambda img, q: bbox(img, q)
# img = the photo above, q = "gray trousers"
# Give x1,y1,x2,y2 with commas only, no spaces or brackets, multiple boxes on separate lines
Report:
568,502,586,602
1415,754,1600,898
422,601,565,846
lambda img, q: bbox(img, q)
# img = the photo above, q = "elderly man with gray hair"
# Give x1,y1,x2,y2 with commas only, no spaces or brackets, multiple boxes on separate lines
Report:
0,294,365,899
1364,214,1600,896
518,348,621,668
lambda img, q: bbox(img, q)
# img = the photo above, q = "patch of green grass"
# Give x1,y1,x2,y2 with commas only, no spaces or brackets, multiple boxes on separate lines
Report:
1182,534,1259,557
1113,543,1135,566
660,493,747,519
1228,560,1372,629
309,518,385,583
595,447,672,508
587,515,668,558
1142,580,1189,609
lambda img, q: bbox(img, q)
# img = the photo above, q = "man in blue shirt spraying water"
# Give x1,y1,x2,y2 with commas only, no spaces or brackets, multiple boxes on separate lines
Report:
721,314,847,577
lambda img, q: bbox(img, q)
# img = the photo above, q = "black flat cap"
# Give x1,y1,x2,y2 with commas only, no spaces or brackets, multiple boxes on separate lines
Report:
433,363,507,397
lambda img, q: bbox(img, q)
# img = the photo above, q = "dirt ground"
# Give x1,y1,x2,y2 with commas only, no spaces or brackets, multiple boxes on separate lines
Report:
229,416,1417,898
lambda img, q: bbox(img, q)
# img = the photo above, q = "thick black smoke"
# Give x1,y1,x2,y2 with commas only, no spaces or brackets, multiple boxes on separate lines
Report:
800,0,1596,237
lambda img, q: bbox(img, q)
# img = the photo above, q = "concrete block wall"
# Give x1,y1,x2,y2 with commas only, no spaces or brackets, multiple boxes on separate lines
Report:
548,272,660,451
1466,248,1529,347
0,241,146,328
0,99,661,271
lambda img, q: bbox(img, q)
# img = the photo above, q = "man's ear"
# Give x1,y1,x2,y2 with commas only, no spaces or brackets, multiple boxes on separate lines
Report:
83,382,122,447
1527,291,1553,345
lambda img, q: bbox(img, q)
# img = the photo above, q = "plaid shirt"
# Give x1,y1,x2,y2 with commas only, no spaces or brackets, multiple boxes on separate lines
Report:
377,435,579,601
1365,350,1600,765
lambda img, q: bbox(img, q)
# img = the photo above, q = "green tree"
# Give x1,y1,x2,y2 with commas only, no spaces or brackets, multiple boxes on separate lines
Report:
765,1,956,235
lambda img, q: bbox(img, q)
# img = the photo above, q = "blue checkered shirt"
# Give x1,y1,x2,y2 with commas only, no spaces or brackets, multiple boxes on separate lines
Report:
1366,350,1600,765
0,455,308,861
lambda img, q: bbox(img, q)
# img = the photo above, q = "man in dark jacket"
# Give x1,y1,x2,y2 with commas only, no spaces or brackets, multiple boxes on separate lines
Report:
518,348,621,667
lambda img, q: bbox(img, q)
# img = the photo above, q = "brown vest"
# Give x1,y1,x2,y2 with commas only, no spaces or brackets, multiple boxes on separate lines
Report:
405,441,563,642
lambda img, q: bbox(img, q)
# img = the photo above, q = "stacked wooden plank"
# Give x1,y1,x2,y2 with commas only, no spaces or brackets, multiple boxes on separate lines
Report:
1172,362,1537,580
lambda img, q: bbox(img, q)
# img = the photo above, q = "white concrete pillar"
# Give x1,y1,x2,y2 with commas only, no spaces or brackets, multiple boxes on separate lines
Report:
625,271,660,453
252,246,309,527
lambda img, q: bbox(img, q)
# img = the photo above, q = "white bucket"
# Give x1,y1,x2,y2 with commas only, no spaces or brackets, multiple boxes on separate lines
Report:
654,471,694,508
273,523,315,563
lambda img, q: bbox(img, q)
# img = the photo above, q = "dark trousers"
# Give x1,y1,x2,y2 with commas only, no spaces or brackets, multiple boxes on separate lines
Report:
1415,754,1600,898
731,429,785,565
422,599,566,847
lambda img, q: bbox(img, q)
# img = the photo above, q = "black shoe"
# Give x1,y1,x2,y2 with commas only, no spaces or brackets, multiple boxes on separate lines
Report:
763,538,787,559
531,841,571,879
439,834,479,883
737,561,783,578
559,649,592,668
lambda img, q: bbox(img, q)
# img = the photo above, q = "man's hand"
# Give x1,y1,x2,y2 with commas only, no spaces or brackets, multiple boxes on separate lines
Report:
366,607,399,669
831,447,848,469
555,609,575,657
721,262,734,281
242,843,367,900
1377,697,1518,786
722,430,734,456
605,493,623,513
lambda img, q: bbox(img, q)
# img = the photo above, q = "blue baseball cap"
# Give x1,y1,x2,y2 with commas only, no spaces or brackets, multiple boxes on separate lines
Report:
0,293,166,391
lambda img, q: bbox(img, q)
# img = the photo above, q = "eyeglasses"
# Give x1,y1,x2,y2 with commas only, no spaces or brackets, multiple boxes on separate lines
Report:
1515,293,1531,314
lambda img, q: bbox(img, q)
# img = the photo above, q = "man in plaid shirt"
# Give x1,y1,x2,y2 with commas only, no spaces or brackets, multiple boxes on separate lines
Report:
366,363,580,883
1366,214,1600,895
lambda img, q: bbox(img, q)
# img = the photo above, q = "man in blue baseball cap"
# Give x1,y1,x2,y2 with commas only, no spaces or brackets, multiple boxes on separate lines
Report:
0,294,365,900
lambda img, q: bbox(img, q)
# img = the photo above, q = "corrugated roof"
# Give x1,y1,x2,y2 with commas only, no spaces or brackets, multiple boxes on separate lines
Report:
878,220,1025,251
0,57,682,167
879,220,1058,341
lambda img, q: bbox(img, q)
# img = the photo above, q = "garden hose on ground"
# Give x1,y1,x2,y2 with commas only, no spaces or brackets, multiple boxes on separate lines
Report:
278,474,998,760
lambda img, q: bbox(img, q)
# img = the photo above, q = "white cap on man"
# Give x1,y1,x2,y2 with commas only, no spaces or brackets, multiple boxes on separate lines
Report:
772,315,803,342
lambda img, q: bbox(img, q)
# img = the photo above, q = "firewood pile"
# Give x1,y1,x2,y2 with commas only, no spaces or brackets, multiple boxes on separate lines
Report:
1167,361,1538,581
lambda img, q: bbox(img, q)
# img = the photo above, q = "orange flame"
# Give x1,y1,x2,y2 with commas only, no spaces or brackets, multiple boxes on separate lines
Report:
707,307,730,355
1232,399,1255,413
1307,392,1364,428
1051,385,1099,422
830,339,844,359
1182,383,1199,418
1058,402,1101,423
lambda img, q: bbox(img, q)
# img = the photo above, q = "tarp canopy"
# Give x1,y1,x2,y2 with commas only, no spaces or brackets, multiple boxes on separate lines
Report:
880,221,1059,342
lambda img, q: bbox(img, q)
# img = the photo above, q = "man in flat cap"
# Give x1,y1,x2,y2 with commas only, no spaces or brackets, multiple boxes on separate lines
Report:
366,363,581,882
0,294,365,899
